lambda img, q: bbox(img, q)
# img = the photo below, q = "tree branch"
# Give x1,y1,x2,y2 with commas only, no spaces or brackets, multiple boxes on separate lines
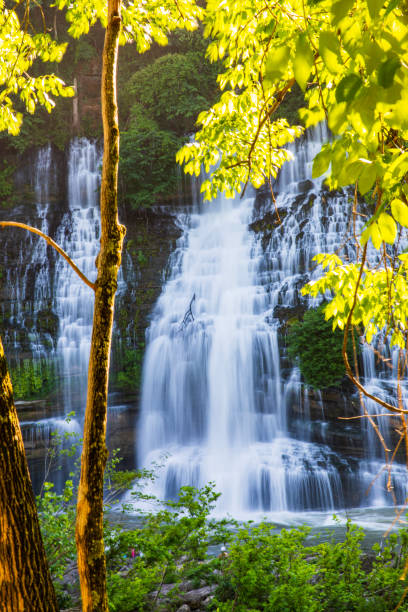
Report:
342,244,408,415
0,221,96,291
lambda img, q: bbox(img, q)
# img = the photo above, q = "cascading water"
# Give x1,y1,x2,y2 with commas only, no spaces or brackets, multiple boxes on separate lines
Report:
136,123,408,517
54,139,101,414
2,143,57,359
3,140,102,489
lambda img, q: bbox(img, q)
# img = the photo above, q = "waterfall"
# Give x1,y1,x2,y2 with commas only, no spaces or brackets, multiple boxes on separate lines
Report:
2,143,57,359
1,140,101,490
136,124,408,517
54,139,101,414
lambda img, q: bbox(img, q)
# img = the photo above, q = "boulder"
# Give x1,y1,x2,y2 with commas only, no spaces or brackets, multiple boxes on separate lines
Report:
181,585,217,609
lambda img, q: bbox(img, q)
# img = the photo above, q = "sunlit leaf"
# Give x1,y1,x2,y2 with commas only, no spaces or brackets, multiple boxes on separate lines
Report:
377,212,397,244
319,31,342,74
294,33,313,92
391,198,408,227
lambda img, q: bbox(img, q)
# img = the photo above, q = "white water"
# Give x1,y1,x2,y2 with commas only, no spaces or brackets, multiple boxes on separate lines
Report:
54,139,100,414
136,124,408,519
7,140,102,489
3,133,407,516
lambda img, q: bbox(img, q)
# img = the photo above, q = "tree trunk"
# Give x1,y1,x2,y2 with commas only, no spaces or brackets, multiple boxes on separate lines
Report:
0,337,58,611
75,0,125,610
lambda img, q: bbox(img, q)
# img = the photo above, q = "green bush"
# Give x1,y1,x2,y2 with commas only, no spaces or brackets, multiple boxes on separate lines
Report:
38,442,408,612
213,520,408,612
119,48,219,209
286,304,356,389
120,107,182,209
114,345,144,391
126,52,218,137
10,358,58,400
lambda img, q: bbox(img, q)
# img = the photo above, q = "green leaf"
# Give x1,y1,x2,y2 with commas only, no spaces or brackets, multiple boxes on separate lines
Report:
264,45,290,83
389,99,408,130
358,163,377,194
331,0,355,25
328,102,348,134
312,147,331,178
294,33,314,92
299,105,326,128
377,212,397,244
319,31,342,74
335,74,363,103
391,198,408,226
371,222,383,249
384,0,401,17
378,55,401,89
360,226,371,246
367,0,384,18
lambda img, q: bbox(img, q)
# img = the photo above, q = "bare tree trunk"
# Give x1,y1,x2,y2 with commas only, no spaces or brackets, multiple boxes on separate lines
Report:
75,0,125,610
0,337,58,611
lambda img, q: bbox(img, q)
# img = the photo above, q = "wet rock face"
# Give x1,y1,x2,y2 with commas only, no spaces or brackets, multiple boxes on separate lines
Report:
115,204,183,349
0,142,184,367
0,144,67,358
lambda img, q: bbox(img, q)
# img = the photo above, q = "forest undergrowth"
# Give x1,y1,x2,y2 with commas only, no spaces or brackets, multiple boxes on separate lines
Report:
39,429,408,612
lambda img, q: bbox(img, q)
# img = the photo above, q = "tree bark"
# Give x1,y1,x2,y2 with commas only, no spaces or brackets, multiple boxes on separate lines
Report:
75,0,125,610
0,337,58,611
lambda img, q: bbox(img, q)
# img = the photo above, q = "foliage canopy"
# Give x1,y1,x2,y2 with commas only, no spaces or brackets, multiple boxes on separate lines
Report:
0,0,74,134
177,0,408,373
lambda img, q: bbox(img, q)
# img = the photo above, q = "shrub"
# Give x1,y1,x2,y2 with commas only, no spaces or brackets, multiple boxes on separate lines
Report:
213,519,408,612
286,304,356,389
120,107,182,209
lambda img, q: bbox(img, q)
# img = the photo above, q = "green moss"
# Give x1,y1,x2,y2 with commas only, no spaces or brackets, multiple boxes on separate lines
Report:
286,304,357,389
10,358,58,400
111,345,144,392
0,160,17,209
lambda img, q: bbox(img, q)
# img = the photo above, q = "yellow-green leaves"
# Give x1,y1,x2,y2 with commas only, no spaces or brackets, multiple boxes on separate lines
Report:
264,46,291,85
361,222,381,249
303,254,408,349
331,0,354,25
294,33,314,92
0,3,72,134
358,162,377,194
361,213,397,248
391,198,408,226
367,0,384,20
312,145,331,178
377,212,397,244
56,0,202,49
319,31,342,74
178,1,309,199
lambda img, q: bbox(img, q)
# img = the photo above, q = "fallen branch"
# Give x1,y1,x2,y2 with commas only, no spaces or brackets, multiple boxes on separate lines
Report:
180,293,196,330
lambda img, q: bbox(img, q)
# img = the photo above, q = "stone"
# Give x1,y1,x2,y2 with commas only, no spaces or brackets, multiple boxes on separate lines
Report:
181,585,217,609
202,595,215,607
177,606,191,612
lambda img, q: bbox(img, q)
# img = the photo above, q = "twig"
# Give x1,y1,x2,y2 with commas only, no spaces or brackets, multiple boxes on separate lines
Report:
342,246,408,415
0,221,96,290
179,293,196,330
